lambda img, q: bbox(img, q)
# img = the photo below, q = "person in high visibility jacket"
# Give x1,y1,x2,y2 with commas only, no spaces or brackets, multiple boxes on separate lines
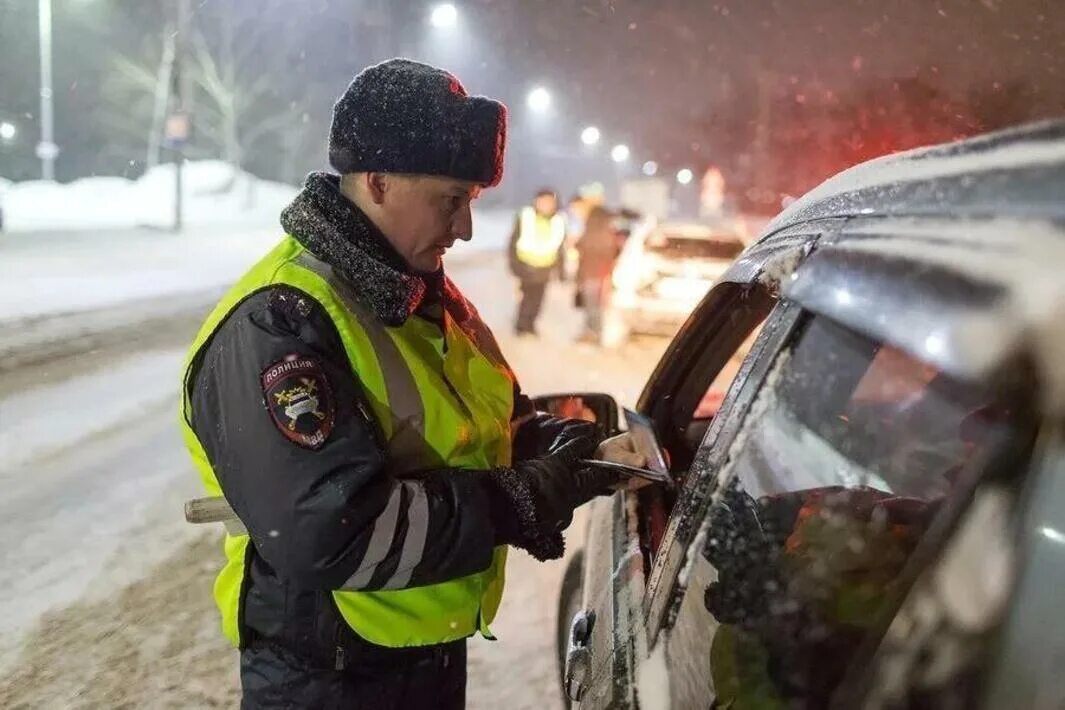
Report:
508,188,567,336
179,59,627,709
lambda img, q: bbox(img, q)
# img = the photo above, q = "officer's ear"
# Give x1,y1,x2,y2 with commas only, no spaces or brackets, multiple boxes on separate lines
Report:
364,172,389,206
340,172,387,207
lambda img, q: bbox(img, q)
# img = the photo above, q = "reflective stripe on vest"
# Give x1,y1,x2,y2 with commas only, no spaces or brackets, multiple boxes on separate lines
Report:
180,236,514,649
294,250,435,473
515,206,566,268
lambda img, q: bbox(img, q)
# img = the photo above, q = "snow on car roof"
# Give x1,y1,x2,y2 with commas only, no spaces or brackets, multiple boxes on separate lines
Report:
732,121,1065,413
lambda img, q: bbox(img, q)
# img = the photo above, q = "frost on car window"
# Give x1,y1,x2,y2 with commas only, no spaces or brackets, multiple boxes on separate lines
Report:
700,315,1025,708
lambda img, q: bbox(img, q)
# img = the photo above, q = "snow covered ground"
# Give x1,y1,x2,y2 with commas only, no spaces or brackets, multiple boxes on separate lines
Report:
0,212,668,706
0,266,668,707
0,226,278,324
0,350,183,470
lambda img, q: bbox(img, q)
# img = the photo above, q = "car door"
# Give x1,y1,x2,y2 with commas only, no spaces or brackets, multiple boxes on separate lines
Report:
567,279,782,709
645,309,1038,709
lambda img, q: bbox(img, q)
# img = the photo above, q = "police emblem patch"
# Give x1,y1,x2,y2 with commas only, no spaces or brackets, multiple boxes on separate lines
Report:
261,354,335,449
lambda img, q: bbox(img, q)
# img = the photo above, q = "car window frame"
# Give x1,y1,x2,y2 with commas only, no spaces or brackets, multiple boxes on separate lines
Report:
638,281,777,465
572,284,785,708
642,297,805,643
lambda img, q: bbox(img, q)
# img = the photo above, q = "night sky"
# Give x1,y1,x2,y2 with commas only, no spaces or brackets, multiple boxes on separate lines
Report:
1,0,1062,204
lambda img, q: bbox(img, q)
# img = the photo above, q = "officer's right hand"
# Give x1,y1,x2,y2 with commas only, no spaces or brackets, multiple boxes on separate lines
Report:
518,435,618,532
485,429,618,560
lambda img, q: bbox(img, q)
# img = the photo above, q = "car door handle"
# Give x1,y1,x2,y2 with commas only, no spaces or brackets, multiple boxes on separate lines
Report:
565,608,596,702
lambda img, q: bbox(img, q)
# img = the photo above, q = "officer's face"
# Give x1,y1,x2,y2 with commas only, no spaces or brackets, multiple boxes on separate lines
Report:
377,175,482,273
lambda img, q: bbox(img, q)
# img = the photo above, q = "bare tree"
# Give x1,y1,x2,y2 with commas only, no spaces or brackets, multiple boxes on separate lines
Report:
100,2,302,194
189,24,296,176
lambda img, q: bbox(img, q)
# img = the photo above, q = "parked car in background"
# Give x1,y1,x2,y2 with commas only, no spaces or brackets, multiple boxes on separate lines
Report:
606,219,746,344
549,121,1065,709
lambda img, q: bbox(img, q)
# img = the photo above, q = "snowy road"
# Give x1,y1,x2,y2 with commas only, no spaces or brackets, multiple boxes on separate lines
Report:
0,251,669,708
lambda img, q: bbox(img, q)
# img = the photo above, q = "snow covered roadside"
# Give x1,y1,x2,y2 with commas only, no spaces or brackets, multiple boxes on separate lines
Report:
0,350,183,471
0,345,195,654
0,226,279,324
0,184,514,330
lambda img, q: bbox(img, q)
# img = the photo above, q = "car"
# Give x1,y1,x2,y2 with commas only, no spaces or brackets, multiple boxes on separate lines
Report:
605,219,747,343
544,120,1065,709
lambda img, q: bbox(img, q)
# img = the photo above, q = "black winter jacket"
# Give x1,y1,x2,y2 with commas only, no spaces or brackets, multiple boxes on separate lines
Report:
185,174,572,654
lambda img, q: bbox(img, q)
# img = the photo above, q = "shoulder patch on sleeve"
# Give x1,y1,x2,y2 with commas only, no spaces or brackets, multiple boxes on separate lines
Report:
261,354,335,449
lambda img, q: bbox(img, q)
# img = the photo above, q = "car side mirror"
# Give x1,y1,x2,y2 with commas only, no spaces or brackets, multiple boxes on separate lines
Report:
532,392,621,439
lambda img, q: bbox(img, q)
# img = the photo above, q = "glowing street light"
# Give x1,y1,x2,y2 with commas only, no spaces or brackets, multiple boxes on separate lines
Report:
0,121,16,143
580,126,601,146
430,3,458,29
611,144,630,163
642,160,658,176
526,86,552,113
676,168,694,185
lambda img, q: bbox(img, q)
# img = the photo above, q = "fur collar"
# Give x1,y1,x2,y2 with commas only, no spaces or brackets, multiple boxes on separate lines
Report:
280,172,470,326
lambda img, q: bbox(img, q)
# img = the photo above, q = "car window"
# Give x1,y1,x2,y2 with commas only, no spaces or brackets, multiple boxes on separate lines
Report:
692,322,763,420
699,314,1032,708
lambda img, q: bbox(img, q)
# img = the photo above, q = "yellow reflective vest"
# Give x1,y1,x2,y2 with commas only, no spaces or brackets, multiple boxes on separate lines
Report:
515,206,566,268
180,236,514,648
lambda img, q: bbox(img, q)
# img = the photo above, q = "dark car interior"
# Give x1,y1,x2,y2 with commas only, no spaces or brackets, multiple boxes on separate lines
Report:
633,282,776,562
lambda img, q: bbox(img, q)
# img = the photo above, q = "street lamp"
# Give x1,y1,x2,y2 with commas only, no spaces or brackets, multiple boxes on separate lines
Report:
0,121,16,143
580,126,600,146
610,144,630,163
37,0,58,179
526,86,552,113
642,160,658,177
676,168,694,185
430,3,458,29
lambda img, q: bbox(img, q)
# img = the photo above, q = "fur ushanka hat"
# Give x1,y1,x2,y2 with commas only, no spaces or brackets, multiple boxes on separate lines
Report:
328,58,507,187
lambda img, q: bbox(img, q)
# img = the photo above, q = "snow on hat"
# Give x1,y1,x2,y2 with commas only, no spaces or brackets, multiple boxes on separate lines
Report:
328,58,507,187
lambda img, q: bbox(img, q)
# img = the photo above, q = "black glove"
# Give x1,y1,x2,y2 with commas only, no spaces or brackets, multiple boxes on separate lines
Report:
486,432,619,560
524,436,615,530
512,413,598,462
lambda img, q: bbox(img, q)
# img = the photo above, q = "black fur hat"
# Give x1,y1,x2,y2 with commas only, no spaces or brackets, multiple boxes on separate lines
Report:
328,58,507,187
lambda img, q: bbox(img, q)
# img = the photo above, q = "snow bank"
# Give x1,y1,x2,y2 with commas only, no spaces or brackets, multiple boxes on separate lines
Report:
0,160,295,231
1,163,517,239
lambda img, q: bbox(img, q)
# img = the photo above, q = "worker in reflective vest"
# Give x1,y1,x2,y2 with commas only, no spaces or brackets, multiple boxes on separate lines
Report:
179,59,622,709
507,188,567,336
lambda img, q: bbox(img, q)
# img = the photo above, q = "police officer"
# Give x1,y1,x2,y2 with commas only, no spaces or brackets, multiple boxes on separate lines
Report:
180,59,623,708
508,188,567,336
